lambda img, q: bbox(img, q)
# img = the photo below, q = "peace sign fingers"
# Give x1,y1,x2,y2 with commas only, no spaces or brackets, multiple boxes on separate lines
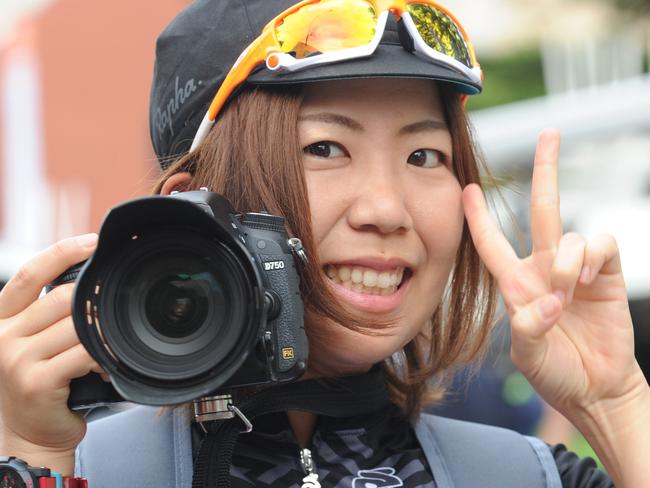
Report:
462,183,518,281
530,129,563,253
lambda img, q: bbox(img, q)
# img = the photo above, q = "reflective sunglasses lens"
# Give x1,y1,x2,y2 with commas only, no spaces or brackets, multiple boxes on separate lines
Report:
275,0,377,59
407,3,472,68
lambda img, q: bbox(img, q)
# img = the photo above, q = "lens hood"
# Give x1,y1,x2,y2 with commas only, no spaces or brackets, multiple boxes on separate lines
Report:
72,193,266,405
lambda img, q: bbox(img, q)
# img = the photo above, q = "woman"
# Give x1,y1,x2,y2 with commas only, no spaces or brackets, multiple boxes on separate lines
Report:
0,1,647,487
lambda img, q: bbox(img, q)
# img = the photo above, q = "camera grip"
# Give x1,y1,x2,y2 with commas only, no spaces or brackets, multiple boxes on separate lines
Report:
260,254,307,375
68,374,123,411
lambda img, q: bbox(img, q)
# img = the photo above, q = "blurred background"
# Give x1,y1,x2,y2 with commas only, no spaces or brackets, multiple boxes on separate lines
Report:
0,0,648,459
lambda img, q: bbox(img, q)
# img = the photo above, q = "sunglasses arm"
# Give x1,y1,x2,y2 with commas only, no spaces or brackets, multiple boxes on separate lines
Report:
190,38,276,152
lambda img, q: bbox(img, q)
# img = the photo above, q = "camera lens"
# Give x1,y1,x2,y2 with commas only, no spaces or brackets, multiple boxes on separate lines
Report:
94,230,258,384
145,274,210,339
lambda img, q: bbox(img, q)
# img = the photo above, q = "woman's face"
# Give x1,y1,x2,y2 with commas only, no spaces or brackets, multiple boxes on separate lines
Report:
299,78,464,376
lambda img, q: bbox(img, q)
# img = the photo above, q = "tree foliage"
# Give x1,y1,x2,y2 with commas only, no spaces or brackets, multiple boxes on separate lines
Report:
466,49,546,111
611,0,650,12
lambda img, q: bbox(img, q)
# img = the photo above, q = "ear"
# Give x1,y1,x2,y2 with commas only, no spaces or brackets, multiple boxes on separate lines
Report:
160,172,193,195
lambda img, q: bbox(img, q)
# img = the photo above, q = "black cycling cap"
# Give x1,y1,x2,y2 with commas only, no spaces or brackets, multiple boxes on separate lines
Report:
149,0,481,168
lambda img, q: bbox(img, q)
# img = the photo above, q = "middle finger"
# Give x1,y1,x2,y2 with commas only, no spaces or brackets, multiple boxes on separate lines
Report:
550,232,586,304
31,316,80,360
530,129,563,253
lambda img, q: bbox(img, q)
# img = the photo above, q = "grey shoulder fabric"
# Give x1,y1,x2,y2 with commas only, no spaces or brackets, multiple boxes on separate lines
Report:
75,405,193,488
75,405,560,488
526,436,563,488
413,413,559,488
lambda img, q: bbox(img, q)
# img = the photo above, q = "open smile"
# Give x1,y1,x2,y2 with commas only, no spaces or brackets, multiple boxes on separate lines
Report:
323,262,413,313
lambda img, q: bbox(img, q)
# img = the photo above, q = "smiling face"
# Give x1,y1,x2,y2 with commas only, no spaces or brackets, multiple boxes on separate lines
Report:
299,78,464,376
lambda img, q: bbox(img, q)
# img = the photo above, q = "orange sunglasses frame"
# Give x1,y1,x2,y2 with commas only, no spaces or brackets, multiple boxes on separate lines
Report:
205,0,479,126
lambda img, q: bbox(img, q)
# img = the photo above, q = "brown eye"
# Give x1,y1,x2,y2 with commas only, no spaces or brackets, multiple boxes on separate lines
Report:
407,149,445,168
304,141,347,158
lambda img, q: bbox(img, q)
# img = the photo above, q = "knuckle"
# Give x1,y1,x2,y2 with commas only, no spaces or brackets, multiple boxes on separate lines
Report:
595,233,618,250
561,232,585,245
18,371,42,402
50,239,75,260
499,273,529,304
550,264,573,284
5,352,35,396
48,283,74,308
11,263,37,290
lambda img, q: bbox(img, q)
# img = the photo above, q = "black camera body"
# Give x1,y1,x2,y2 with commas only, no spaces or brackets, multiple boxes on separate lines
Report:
67,190,307,409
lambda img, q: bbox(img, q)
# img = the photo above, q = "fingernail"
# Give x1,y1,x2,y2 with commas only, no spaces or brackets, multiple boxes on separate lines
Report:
579,266,591,284
76,233,98,248
553,289,566,306
540,295,561,319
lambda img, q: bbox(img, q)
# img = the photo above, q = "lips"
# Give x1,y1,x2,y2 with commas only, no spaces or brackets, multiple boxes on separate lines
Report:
322,258,414,313
325,264,405,294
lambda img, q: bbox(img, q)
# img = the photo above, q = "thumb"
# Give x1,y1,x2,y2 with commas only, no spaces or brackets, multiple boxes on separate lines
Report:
510,293,563,373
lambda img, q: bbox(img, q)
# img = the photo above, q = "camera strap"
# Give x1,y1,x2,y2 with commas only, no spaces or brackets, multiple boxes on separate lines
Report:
192,367,390,488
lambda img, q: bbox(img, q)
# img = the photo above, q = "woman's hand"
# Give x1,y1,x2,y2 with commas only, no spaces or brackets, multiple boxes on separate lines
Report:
0,234,103,474
462,129,649,486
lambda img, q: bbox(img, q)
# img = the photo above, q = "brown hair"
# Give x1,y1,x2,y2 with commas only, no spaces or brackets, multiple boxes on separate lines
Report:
153,83,497,416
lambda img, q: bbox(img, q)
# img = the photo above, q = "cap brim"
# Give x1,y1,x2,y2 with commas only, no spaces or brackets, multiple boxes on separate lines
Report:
246,42,481,95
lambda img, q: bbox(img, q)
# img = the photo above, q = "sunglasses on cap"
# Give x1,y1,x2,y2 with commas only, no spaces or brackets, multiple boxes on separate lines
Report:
191,0,482,151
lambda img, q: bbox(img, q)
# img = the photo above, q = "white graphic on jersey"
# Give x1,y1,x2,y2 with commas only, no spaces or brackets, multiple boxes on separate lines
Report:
352,467,404,488
301,473,321,487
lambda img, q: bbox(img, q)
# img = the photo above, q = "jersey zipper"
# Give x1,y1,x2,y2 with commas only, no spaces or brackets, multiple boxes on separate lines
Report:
299,448,321,488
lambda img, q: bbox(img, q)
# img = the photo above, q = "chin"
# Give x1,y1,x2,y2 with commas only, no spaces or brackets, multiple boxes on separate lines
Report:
305,316,413,378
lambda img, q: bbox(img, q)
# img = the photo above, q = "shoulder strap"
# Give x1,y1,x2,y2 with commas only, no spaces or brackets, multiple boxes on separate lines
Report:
75,405,193,488
413,413,562,488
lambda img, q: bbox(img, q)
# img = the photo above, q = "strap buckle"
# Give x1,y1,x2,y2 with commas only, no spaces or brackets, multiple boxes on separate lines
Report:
193,394,253,434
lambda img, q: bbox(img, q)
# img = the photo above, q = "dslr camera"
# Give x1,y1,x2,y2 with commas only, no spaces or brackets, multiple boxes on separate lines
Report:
62,190,307,409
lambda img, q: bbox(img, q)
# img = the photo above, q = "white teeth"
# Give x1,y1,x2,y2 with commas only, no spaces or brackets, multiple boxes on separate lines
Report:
362,270,378,287
339,266,351,281
377,272,390,288
351,268,363,284
325,263,406,295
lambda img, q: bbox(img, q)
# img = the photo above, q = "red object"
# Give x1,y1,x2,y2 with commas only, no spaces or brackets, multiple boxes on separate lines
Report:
62,477,78,488
38,477,56,488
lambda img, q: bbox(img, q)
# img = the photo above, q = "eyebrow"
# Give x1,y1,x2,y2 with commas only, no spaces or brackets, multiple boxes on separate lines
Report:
298,112,447,135
297,112,364,131
398,119,448,135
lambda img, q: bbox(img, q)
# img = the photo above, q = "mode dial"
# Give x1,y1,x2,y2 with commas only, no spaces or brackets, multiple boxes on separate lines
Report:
241,212,285,233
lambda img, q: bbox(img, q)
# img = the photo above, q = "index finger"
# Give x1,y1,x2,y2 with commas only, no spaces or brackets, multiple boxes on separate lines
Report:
530,129,563,253
0,234,97,319
463,183,518,280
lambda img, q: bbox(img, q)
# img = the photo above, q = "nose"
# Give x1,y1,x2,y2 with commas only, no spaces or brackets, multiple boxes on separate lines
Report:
346,165,413,235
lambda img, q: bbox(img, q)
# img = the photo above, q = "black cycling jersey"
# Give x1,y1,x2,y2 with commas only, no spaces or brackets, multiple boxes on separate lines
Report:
191,373,613,487
230,404,435,487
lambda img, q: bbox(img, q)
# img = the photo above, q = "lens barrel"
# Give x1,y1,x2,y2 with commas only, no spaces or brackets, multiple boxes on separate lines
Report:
72,194,266,405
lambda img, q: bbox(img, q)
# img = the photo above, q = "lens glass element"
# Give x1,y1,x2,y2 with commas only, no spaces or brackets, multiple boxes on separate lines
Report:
107,238,255,382
276,0,377,58
145,272,214,339
407,3,471,68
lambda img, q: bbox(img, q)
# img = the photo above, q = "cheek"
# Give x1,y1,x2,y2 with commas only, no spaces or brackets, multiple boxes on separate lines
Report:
305,172,348,245
415,181,465,260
